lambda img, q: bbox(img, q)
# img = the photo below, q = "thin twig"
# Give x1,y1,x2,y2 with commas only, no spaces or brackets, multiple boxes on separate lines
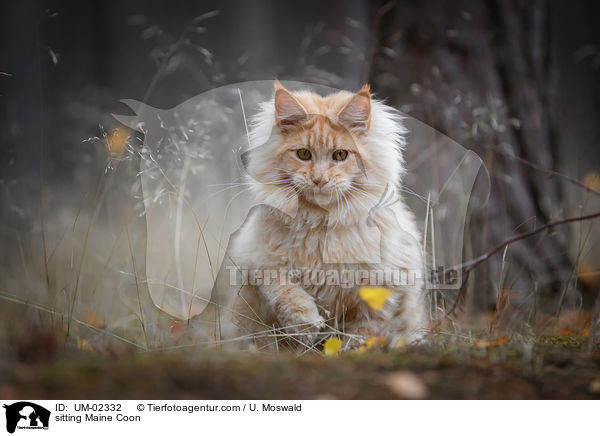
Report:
452,210,600,274
493,146,600,197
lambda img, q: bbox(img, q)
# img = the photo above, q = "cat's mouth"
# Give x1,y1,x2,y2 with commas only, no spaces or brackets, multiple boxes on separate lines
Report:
298,185,343,208
312,189,332,199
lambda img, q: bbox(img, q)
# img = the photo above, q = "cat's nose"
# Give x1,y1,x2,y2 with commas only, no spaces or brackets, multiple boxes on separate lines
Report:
311,176,327,188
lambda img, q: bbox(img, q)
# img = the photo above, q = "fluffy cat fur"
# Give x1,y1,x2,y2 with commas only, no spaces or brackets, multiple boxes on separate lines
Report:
226,81,428,348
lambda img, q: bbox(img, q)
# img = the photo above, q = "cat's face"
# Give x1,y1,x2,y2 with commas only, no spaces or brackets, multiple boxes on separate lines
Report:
248,82,379,212
277,113,365,208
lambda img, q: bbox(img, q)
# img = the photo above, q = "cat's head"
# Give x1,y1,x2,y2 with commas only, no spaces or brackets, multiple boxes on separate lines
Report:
245,81,407,219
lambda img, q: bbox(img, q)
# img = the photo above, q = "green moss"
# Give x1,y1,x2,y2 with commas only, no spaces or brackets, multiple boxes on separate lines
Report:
535,335,588,348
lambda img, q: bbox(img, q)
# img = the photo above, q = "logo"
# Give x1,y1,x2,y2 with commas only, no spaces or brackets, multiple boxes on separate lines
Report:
111,80,484,323
3,402,50,434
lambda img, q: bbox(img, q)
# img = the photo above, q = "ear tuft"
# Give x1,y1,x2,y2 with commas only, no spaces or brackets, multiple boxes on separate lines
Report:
273,79,284,91
357,83,371,97
273,81,308,130
338,84,371,133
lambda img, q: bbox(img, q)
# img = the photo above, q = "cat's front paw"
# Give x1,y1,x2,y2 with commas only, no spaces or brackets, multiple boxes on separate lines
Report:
280,304,325,344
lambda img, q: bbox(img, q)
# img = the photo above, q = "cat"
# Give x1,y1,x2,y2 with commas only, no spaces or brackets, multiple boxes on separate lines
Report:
225,80,428,349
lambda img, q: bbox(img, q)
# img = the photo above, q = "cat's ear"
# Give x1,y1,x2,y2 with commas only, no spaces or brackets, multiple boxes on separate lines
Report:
274,80,308,130
338,84,371,133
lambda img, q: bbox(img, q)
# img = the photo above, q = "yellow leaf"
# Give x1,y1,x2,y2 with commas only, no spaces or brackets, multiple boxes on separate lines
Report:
355,336,389,353
85,312,104,328
583,172,600,191
105,126,131,157
364,336,389,348
323,337,342,356
77,338,94,353
359,286,393,310
475,335,509,348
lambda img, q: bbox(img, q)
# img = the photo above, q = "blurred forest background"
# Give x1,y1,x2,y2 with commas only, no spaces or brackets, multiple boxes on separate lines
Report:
1,0,600,398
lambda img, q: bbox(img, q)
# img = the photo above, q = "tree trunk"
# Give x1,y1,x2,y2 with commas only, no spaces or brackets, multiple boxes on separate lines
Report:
367,0,575,314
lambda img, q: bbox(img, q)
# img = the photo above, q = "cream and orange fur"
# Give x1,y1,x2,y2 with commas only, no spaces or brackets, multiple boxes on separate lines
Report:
227,81,428,347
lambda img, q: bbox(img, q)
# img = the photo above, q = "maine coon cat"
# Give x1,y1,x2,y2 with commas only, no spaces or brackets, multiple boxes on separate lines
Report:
226,81,427,348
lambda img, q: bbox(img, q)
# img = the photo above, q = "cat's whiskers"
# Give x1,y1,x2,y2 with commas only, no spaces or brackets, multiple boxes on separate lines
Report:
207,180,287,201
396,186,428,203
345,192,373,214
344,185,379,212
223,185,254,213
346,184,379,199
263,184,299,215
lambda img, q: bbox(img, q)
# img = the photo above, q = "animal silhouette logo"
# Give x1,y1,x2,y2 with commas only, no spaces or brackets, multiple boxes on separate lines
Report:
3,402,50,433
112,80,484,323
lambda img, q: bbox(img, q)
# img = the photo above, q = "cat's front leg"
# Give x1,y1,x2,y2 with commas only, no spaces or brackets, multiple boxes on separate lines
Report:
261,284,325,341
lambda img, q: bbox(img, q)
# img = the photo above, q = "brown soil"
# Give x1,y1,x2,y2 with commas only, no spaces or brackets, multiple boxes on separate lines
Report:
1,336,599,399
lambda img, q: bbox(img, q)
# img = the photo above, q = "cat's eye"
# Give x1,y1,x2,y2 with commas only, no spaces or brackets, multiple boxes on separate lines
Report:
296,149,312,160
332,149,348,161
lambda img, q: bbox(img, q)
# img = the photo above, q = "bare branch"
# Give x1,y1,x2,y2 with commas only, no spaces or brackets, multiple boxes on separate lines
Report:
492,146,600,197
452,210,600,274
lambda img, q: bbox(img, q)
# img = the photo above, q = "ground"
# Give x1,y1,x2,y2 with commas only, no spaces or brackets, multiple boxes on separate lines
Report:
1,335,599,399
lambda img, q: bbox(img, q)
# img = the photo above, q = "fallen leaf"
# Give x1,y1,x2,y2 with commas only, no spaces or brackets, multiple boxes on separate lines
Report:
105,126,131,157
589,379,600,394
323,337,342,356
475,335,509,348
85,312,105,329
583,172,600,191
383,371,428,399
359,286,393,310
559,327,590,337
365,336,389,348
77,338,94,353
355,336,389,353
558,329,578,336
